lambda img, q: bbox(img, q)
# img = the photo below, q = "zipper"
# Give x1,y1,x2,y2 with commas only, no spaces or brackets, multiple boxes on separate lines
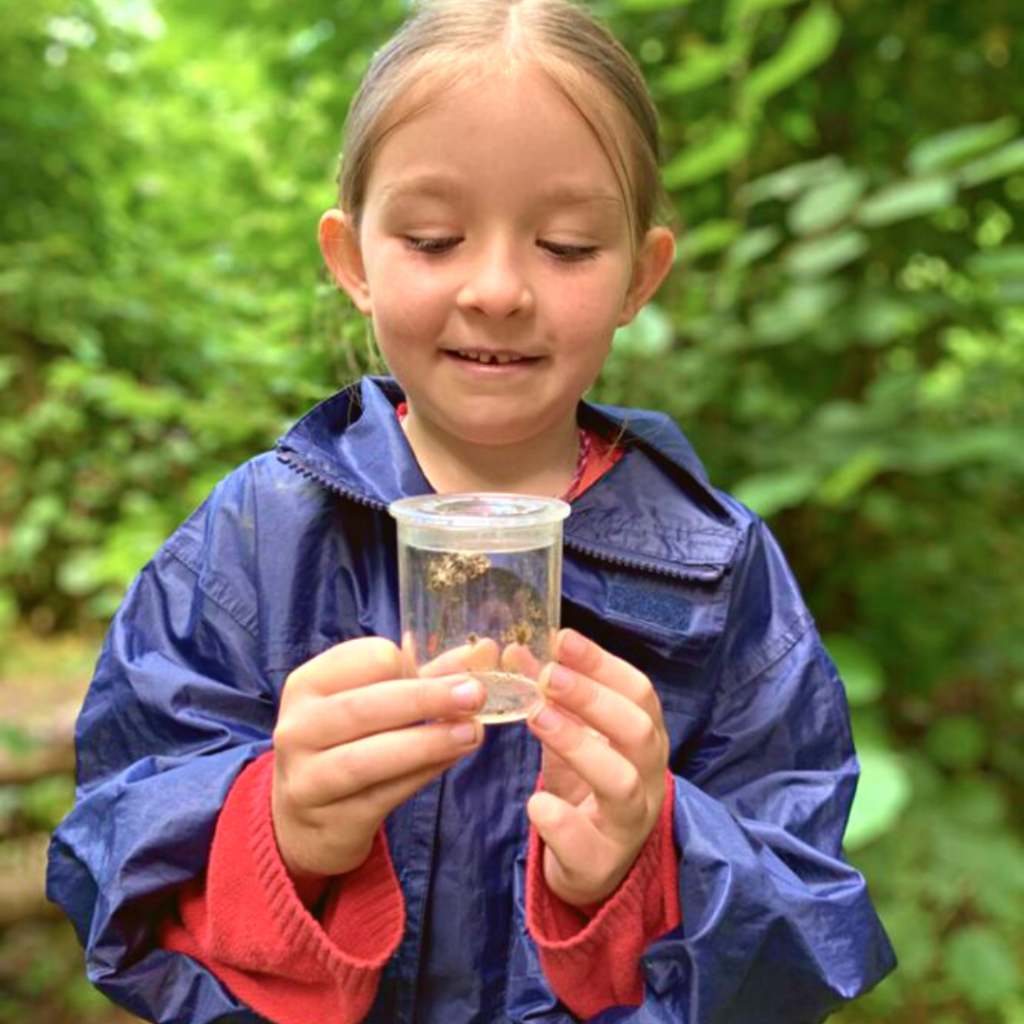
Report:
560,536,728,583
277,446,728,583
277,447,387,512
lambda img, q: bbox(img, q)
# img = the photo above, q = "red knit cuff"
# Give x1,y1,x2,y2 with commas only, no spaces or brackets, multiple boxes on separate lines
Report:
160,751,405,1024
526,772,680,1018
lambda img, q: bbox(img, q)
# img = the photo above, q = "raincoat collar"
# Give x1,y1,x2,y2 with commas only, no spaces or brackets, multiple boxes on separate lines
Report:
276,376,741,576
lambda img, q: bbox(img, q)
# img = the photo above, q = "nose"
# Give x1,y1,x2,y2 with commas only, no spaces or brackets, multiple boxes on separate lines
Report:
456,238,534,319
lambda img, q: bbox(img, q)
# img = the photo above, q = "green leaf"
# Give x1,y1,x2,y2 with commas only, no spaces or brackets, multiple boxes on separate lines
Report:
907,116,1019,175
0,355,20,390
21,775,76,830
725,0,804,29
965,245,1024,280
945,927,1020,1011
847,295,927,345
823,633,886,705
619,0,700,9
844,747,912,848
857,177,957,227
817,447,885,505
876,904,937,982
725,226,783,268
0,588,16,633
613,303,674,357
784,229,869,277
0,723,37,756
750,280,847,342
742,3,842,109
677,219,743,261
663,124,751,189
943,776,1008,829
659,40,746,95
925,715,987,770
741,156,844,205
56,550,105,598
732,468,819,516
957,138,1024,188
787,169,869,235
896,426,1024,474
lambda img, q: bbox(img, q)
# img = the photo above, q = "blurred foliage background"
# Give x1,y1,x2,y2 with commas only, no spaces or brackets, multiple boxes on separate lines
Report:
1,0,1022,1021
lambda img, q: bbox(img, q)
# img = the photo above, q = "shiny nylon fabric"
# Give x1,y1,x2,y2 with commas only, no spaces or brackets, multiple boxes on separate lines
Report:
47,377,895,1024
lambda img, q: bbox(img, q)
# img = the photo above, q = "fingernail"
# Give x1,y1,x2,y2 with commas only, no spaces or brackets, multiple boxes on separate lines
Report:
546,664,575,694
451,679,482,710
531,703,564,733
559,630,586,660
450,721,479,745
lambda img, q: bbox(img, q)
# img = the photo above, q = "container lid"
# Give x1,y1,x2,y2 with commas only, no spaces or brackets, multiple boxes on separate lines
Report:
389,493,571,529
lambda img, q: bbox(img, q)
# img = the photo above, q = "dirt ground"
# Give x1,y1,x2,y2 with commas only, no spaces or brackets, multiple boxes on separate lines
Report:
0,630,100,726
0,630,146,1024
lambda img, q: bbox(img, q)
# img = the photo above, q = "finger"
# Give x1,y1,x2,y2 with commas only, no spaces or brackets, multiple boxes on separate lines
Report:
554,629,665,730
286,637,404,698
526,792,617,904
527,702,650,835
400,630,419,677
342,755,463,823
538,662,666,778
276,674,486,749
539,746,591,807
292,718,485,807
419,637,500,677
468,637,501,672
279,755,467,878
500,642,543,681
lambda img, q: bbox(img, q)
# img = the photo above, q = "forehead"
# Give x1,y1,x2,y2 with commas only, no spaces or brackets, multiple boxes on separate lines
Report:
377,174,623,212
365,63,628,213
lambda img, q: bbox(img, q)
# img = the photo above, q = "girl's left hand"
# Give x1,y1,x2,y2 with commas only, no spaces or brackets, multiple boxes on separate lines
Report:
525,629,670,908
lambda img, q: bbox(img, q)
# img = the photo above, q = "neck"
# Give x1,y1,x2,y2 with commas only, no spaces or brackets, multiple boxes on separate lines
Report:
402,406,580,497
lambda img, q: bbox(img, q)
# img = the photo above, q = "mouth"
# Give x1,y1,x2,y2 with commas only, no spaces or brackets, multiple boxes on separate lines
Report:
445,348,540,367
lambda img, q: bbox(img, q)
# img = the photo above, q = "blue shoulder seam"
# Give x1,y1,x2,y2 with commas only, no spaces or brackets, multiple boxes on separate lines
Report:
159,540,260,641
732,609,816,692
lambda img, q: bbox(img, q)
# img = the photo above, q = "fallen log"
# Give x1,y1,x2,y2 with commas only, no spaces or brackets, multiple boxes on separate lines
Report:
0,705,77,785
0,832,59,928
0,743,76,786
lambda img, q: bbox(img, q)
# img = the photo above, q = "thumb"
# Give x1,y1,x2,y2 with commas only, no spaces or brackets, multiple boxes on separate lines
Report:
526,791,600,866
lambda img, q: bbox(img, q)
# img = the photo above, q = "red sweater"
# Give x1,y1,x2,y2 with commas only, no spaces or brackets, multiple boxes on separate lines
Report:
160,752,679,1023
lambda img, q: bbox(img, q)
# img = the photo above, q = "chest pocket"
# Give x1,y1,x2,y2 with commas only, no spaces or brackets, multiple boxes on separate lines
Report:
562,551,734,754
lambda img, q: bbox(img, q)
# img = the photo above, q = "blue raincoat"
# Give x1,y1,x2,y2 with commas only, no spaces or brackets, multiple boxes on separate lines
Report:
48,376,895,1023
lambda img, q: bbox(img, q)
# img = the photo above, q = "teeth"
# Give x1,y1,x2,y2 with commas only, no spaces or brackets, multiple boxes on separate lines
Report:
456,350,523,364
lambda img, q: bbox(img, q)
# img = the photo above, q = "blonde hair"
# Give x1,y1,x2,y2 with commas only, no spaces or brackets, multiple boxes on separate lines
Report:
337,0,671,247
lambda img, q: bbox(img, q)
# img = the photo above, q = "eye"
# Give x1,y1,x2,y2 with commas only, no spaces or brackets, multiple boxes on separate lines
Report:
539,240,600,263
404,236,461,255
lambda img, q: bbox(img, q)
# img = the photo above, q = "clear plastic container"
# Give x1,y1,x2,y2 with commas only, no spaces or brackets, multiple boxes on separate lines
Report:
389,494,571,724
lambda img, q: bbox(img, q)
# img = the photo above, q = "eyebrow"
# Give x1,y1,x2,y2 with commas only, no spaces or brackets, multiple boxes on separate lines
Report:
379,176,463,206
378,175,623,210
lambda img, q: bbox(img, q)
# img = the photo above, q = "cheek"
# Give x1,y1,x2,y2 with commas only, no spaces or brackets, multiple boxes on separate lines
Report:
557,277,629,346
368,263,450,344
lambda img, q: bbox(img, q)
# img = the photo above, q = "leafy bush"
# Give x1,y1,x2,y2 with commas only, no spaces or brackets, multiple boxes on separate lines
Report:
1,1,1021,1020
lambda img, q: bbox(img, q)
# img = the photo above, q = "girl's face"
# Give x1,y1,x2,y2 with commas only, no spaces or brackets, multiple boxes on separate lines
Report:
322,65,674,454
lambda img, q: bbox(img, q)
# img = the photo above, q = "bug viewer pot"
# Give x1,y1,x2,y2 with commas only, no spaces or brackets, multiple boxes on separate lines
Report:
389,494,571,723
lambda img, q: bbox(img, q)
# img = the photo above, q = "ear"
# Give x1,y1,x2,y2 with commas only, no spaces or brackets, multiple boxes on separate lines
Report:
617,226,676,326
319,208,373,315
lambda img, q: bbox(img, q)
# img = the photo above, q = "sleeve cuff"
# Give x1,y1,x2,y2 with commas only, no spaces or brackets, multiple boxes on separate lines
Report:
160,750,405,1024
525,771,681,1018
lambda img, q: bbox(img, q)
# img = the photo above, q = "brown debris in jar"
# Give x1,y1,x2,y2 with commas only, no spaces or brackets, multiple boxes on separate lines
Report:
426,552,492,592
500,621,536,645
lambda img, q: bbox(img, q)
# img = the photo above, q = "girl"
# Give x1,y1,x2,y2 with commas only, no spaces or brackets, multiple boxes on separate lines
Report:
48,1,896,1022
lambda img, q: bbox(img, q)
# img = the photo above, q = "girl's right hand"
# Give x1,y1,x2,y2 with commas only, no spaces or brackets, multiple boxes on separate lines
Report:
271,637,485,882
